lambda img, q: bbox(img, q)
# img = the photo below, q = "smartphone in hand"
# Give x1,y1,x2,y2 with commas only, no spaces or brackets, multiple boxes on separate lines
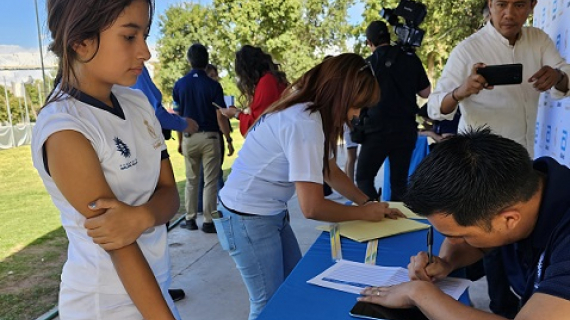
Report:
349,301,429,320
476,63,523,86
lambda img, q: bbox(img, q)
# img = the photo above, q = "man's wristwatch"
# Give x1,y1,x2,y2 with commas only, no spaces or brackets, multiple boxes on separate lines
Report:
226,137,233,143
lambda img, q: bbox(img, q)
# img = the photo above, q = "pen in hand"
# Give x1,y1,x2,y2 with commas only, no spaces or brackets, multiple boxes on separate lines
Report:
427,225,433,264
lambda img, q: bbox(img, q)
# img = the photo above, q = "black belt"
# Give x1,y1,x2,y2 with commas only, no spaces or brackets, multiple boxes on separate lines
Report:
219,199,256,217
183,131,218,137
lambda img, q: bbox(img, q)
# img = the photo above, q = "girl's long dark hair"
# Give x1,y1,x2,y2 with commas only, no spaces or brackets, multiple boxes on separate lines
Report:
44,0,154,107
235,45,288,107
261,53,380,174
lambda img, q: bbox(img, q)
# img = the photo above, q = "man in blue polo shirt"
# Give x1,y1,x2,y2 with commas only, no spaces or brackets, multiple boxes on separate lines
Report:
358,128,570,320
173,43,230,233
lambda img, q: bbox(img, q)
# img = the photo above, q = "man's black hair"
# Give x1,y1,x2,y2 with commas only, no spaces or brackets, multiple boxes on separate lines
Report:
366,21,390,47
187,43,208,69
403,127,540,229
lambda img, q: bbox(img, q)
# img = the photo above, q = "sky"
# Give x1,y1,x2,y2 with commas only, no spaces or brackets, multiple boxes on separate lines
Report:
0,0,190,49
0,0,365,50
0,0,364,84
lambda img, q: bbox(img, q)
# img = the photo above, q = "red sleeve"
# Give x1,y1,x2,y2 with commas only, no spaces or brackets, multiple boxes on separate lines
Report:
238,73,285,136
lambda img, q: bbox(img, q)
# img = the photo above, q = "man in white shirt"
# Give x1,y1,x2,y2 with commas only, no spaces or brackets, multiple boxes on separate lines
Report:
428,0,570,158
428,0,570,318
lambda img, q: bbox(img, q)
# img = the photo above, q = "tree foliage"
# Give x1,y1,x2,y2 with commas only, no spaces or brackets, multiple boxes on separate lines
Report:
155,0,354,106
0,86,27,124
417,0,485,82
155,0,488,102
156,3,213,101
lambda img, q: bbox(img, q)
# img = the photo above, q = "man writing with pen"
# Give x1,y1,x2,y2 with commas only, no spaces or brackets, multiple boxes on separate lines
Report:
427,0,570,316
358,128,570,320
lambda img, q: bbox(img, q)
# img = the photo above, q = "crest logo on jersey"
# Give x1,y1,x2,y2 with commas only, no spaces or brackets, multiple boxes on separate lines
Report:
114,137,131,158
144,119,163,149
144,120,159,140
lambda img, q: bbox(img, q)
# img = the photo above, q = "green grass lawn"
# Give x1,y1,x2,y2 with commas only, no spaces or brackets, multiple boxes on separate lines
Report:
0,119,243,320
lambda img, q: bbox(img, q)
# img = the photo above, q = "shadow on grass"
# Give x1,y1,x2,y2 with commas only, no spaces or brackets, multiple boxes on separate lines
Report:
0,173,231,320
0,227,67,320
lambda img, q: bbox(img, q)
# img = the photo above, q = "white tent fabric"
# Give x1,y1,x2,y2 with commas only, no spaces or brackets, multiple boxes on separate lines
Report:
0,124,33,150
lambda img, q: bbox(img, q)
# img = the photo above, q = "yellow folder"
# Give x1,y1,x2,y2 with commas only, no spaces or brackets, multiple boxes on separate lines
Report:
386,202,427,220
317,218,430,243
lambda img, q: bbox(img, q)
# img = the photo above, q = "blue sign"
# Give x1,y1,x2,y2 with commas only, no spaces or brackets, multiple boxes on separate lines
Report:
546,125,552,150
561,130,568,159
534,121,540,145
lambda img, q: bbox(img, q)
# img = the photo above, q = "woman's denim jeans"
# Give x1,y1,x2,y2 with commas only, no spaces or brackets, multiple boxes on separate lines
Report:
214,205,302,320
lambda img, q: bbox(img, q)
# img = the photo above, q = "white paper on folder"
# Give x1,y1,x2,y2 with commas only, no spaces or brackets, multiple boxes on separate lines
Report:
307,260,471,300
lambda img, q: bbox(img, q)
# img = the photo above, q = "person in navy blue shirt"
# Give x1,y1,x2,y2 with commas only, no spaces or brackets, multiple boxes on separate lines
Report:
132,66,198,136
196,64,234,213
173,43,230,233
358,128,570,320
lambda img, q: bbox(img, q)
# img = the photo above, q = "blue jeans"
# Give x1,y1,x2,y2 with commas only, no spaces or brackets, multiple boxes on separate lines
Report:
214,205,302,320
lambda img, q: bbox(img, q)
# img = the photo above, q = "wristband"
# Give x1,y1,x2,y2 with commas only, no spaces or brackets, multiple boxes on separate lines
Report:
451,87,461,103
362,198,377,205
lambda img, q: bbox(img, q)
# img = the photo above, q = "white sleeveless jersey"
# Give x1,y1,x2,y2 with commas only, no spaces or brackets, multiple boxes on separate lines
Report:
31,85,171,295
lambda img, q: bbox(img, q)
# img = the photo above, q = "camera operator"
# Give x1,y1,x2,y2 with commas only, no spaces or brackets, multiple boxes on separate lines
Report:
355,20,430,202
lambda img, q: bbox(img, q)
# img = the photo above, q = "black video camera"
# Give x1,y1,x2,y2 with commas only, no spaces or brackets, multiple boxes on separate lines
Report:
381,0,427,51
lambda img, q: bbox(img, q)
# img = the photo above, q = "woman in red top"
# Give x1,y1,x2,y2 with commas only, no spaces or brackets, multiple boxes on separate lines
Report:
223,45,289,136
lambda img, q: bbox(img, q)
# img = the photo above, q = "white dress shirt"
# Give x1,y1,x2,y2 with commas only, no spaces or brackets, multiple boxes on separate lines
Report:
428,22,570,157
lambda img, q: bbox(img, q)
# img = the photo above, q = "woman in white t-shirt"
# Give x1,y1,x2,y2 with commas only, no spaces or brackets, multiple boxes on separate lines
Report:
216,53,405,320
31,0,179,319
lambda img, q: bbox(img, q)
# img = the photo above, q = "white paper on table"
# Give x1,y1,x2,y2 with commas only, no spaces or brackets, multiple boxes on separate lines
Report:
307,260,471,300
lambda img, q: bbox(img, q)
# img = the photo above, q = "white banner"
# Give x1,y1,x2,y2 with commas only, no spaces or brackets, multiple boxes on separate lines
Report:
533,1,570,165
0,124,33,150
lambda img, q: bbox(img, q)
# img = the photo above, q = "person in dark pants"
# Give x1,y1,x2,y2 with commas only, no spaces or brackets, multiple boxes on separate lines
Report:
355,21,431,201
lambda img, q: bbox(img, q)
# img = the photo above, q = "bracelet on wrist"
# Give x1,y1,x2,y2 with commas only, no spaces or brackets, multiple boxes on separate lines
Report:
361,198,377,205
451,87,461,103
234,110,241,119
